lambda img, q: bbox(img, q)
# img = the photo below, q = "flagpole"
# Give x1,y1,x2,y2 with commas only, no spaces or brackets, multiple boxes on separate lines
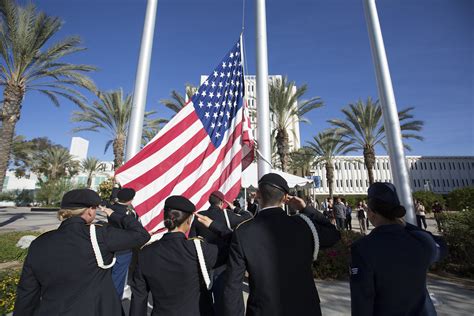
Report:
363,0,415,224
255,0,272,179
125,0,158,162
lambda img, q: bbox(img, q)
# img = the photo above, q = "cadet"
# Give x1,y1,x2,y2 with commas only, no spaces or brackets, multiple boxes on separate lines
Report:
130,195,231,316
110,187,137,299
350,182,445,316
189,190,251,314
14,189,150,316
223,173,341,316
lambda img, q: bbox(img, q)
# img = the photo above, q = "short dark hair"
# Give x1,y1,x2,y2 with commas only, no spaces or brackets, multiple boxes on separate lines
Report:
258,183,286,205
209,194,222,206
163,209,192,230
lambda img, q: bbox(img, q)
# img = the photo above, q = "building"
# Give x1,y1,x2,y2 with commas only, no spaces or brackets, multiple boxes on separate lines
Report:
200,74,301,151
310,155,474,196
69,137,89,161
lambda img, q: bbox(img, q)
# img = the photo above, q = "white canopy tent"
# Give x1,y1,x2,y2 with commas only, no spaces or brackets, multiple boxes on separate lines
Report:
241,163,314,189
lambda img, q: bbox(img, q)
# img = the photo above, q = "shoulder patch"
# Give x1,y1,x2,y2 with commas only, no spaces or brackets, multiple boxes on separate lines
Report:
235,217,253,230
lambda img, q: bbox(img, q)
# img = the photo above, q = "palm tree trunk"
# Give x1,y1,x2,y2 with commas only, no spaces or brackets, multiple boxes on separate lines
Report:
326,162,334,199
87,172,93,188
363,145,376,185
0,84,25,191
276,129,290,172
113,135,125,170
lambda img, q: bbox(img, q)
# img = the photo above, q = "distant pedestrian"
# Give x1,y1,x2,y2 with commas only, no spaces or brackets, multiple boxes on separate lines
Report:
363,200,370,229
432,201,444,232
350,182,446,316
345,201,352,230
333,197,346,230
356,201,367,235
415,201,427,230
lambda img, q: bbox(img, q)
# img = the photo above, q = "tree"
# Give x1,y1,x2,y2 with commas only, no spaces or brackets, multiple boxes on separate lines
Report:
269,77,323,172
72,89,163,169
81,157,105,188
10,136,55,177
329,98,423,185
0,0,96,190
289,148,314,177
160,84,197,115
36,146,79,181
306,131,352,199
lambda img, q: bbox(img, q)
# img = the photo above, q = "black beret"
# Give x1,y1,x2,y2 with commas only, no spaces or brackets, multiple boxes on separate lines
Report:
164,196,196,214
117,188,136,202
61,189,102,209
258,173,290,194
368,182,400,206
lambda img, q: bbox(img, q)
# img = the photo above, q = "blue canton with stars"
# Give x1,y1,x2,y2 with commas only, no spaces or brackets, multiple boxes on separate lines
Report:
191,39,245,148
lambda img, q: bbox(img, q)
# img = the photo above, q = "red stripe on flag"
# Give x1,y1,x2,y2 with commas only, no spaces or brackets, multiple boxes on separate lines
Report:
116,110,198,175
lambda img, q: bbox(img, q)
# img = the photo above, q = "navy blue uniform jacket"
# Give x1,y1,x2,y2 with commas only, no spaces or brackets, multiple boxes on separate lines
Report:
223,206,340,316
14,212,150,316
350,223,436,316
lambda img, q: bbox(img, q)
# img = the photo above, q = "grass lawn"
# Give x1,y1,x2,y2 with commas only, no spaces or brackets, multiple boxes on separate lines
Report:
0,231,41,263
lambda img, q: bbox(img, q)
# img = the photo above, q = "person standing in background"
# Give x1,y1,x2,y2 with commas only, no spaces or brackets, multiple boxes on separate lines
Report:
345,201,353,230
356,201,367,235
333,197,346,230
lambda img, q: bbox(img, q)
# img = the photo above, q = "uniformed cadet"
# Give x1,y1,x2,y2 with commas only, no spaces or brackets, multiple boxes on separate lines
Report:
110,187,138,300
14,189,150,316
189,190,251,314
350,182,446,316
130,195,231,316
223,173,341,316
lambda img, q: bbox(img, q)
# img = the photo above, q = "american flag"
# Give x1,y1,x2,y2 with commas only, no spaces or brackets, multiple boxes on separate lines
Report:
115,37,254,235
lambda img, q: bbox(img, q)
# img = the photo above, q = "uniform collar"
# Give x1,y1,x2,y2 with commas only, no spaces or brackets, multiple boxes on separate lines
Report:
59,216,87,228
372,223,405,233
257,206,285,216
161,231,187,240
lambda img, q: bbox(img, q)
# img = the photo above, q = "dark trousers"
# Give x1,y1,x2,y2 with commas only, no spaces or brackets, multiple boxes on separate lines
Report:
212,266,226,315
416,215,427,229
112,251,132,299
345,215,352,230
336,218,345,230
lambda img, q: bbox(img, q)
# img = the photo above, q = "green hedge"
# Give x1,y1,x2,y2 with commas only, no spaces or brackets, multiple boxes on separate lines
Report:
446,187,474,212
0,270,20,315
313,230,363,280
437,209,474,278
412,191,444,213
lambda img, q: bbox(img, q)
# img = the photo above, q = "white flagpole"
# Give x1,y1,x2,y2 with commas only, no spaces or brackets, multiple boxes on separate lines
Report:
125,0,158,162
255,0,272,179
363,0,415,224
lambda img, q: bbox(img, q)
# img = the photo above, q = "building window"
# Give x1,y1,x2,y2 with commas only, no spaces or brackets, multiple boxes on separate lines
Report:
443,162,446,169
430,162,433,169
346,180,349,187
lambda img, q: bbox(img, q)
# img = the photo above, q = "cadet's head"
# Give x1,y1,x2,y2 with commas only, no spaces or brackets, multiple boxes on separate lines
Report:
257,173,290,207
117,188,135,205
163,196,196,232
367,182,406,226
58,189,102,223
209,191,225,209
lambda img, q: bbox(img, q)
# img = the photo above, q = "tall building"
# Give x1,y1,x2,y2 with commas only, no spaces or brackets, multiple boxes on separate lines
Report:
200,74,301,151
69,137,89,161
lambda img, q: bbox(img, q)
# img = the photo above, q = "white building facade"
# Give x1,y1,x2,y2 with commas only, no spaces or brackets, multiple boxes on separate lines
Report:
311,155,474,196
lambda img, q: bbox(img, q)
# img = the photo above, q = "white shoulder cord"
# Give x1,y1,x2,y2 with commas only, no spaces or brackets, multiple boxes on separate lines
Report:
90,224,116,269
297,214,320,261
193,239,212,290
223,210,232,230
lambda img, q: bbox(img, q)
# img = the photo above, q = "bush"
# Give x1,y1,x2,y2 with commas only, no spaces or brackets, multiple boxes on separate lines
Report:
0,231,41,263
340,195,367,208
36,179,73,206
313,230,363,280
98,177,114,200
446,187,474,212
0,191,16,202
437,209,474,278
413,191,444,213
0,270,20,315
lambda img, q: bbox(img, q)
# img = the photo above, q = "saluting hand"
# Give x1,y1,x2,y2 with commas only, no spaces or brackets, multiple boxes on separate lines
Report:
196,213,213,228
286,195,306,211
98,206,114,217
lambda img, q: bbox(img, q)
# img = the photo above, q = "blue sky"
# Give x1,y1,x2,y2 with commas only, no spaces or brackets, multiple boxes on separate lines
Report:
13,0,474,161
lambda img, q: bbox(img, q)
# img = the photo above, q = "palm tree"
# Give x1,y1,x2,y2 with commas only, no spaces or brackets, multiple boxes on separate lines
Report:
160,84,197,114
329,97,424,184
72,89,163,169
0,0,96,191
269,77,323,172
306,131,353,199
81,157,105,188
289,147,314,177
37,147,79,181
